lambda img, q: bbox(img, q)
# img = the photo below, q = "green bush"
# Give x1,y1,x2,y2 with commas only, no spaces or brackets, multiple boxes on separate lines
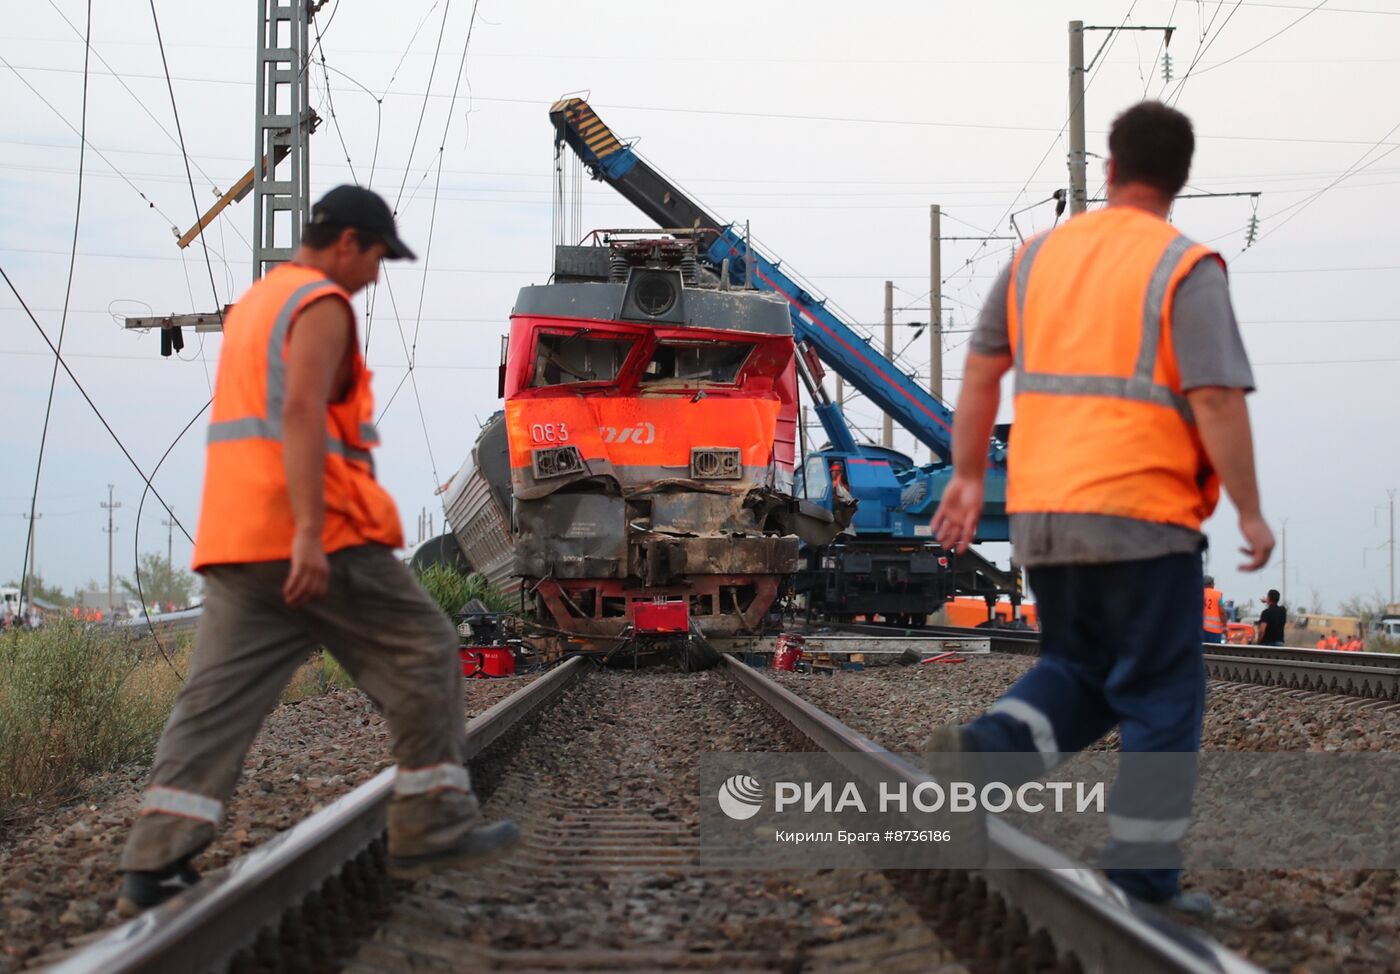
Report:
0,621,181,818
415,563,511,616
282,649,357,703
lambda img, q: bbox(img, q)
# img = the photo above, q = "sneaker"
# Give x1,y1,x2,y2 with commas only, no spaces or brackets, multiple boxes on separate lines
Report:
387,818,521,879
115,860,199,917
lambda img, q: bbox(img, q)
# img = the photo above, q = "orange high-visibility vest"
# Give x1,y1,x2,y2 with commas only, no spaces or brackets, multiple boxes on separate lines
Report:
1325,635,1340,650
1006,208,1222,531
1203,587,1225,634
193,265,403,569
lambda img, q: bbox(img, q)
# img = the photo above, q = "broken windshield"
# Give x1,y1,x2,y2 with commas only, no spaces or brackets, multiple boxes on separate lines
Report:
641,342,753,384
532,332,634,386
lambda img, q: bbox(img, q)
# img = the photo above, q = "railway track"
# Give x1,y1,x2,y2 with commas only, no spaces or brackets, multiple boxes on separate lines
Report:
828,622,1400,703
50,658,1261,974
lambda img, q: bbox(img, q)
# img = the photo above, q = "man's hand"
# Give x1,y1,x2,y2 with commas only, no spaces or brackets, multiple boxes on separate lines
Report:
932,472,985,554
283,531,329,606
1237,511,1274,572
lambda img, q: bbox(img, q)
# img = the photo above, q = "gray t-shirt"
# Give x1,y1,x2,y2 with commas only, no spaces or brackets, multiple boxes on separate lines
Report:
971,254,1254,566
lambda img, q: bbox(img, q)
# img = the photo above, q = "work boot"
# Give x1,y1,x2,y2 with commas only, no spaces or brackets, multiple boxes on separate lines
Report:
115,858,200,917
386,789,520,879
1158,889,1217,920
920,724,986,868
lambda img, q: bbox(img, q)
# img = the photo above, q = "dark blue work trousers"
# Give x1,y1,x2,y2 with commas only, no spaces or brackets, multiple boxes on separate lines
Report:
963,552,1206,902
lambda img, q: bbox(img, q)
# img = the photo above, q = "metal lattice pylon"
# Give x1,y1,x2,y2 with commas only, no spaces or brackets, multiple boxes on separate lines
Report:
252,0,312,280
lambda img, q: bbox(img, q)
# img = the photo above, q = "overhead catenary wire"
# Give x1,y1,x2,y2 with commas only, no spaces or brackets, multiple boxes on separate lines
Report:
42,0,253,260
1186,0,1331,78
130,397,209,681
149,0,224,321
20,0,91,611
2,265,193,545
0,53,196,238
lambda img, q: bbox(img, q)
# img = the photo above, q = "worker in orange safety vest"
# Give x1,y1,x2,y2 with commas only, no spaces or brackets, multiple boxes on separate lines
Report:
929,101,1272,918
1202,576,1227,644
117,186,518,917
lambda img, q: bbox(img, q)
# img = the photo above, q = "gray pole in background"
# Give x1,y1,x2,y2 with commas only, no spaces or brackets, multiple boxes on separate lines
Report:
1281,518,1288,611
22,512,40,583
883,280,894,448
800,405,810,469
1068,20,1088,216
1389,489,1396,605
929,204,943,463
162,517,174,579
102,484,121,611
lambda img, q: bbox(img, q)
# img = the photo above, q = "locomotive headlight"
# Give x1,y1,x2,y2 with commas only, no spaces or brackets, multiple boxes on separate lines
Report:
633,271,678,316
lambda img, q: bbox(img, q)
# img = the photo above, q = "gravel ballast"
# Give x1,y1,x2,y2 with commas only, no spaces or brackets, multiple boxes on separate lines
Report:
771,656,1400,973
0,676,532,972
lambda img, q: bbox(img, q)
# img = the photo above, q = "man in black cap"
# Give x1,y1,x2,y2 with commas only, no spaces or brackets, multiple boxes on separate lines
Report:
116,186,517,915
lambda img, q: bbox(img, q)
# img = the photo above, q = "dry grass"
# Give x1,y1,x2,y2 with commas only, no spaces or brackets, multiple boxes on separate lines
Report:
0,623,357,821
0,622,184,819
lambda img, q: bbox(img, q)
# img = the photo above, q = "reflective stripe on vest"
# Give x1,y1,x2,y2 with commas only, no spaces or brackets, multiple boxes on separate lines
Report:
204,280,374,469
1014,234,1197,425
141,785,224,825
1203,587,1225,634
394,762,471,796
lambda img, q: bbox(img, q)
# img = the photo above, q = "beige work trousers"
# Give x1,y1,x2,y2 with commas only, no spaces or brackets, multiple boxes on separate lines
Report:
121,544,470,871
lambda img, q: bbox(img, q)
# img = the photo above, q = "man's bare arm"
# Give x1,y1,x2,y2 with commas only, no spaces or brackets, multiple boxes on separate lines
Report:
281,297,352,605
1185,385,1274,571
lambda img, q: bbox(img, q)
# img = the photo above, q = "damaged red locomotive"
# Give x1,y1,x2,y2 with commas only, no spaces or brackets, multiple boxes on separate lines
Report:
441,232,844,656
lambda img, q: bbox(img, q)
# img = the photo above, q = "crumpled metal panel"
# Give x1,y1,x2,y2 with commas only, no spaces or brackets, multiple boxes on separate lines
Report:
636,536,799,587
513,492,627,580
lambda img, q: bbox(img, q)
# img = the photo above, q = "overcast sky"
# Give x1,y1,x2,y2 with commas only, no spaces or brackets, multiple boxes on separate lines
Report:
2,0,1397,616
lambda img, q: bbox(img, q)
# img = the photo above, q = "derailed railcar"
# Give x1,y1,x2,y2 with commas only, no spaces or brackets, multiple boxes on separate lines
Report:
442,233,846,654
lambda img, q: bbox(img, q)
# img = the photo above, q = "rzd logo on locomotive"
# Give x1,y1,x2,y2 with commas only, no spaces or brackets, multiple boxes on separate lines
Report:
599,422,656,445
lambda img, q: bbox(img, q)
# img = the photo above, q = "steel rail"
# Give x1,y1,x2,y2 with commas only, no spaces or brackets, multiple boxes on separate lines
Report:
827,621,1400,700
47,656,587,974
719,655,1264,974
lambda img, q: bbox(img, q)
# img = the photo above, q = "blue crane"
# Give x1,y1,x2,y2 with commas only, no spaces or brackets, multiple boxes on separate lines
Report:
550,98,1021,622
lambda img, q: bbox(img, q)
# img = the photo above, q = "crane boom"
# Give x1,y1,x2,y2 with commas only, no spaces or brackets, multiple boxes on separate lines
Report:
550,97,1004,469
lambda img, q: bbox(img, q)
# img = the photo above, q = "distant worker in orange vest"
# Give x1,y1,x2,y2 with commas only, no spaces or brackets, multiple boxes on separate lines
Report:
1202,576,1227,644
1326,630,1341,650
1316,634,1330,650
1344,635,1363,652
930,102,1271,918
117,186,518,917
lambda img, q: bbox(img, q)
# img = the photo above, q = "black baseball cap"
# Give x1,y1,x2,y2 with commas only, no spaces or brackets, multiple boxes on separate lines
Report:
308,185,416,260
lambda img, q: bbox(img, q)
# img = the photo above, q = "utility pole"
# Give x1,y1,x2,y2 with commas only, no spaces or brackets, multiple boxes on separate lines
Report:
1388,490,1396,605
929,205,943,463
162,517,175,579
22,512,41,583
1068,22,1174,219
102,485,121,611
1068,20,1088,216
883,280,894,448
